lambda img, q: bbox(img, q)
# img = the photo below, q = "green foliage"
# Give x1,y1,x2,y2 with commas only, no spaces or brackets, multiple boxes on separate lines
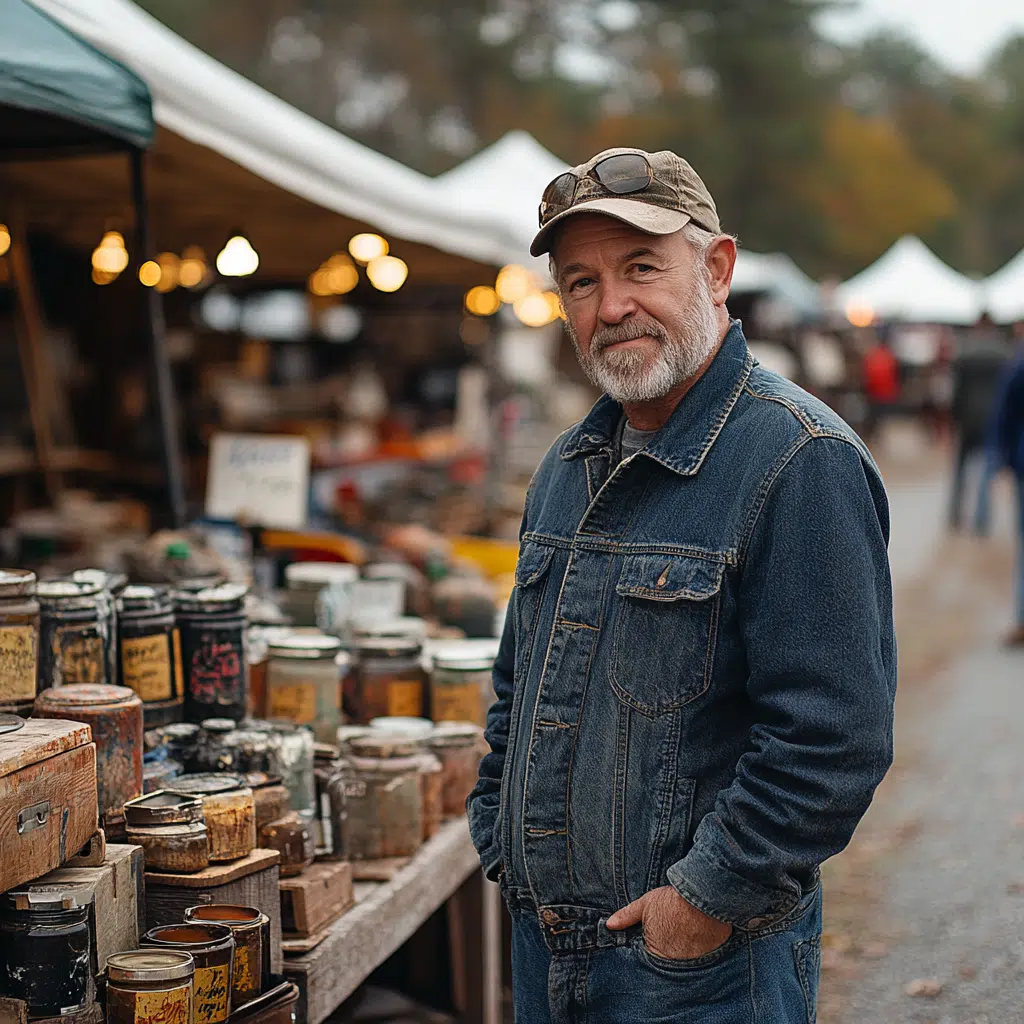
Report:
135,0,1024,277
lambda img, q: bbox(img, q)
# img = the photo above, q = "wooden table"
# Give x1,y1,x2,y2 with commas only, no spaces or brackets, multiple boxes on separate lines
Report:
284,818,501,1024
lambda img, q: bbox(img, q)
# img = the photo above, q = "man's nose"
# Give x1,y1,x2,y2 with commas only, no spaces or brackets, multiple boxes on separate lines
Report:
597,280,638,325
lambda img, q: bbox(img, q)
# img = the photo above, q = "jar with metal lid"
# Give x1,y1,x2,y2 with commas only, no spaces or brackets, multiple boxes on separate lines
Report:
37,579,111,688
0,888,91,1018
281,562,358,630
193,718,238,773
72,569,126,689
174,585,248,723
105,949,194,1024
429,641,496,728
426,722,485,817
0,569,40,716
34,683,144,829
265,634,346,743
141,923,234,1024
184,905,269,1008
245,626,292,720
164,773,256,862
118,586,183,727
245,719,316,815
329,733,423,860
348,636,426,723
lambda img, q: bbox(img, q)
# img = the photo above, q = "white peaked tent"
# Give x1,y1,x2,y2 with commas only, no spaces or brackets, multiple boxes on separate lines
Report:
983,249,1024,324
434,130,570,268
837,235,983,325
730,251,821,318
28,0,523,268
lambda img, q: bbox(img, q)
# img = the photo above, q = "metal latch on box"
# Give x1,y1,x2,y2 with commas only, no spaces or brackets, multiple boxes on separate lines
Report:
17,800,50,835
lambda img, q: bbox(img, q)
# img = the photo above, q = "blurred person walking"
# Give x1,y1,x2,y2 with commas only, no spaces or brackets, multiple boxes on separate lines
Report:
468,148,896,1023
987,321,1024,645
949,314,1008,533
861,331,901,443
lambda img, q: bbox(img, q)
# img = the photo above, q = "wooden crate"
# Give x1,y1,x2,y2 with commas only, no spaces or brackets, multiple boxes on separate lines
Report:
29,844,144,979
0,719,97,893
145,848,283,973
280,860,354,938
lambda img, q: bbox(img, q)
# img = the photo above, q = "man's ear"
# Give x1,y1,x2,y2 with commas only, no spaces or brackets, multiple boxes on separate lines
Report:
706,236,737,307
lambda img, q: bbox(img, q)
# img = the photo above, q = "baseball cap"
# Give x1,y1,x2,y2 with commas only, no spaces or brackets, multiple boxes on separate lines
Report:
530,147,721,257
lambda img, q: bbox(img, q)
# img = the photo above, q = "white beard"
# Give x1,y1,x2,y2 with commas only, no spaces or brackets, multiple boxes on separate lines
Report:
571,270,721,405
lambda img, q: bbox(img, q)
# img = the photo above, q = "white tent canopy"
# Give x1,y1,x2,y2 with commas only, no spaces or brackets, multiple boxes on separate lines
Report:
837,235,983,325
730,251,821,318
29,0,523,268
983,249,1024,324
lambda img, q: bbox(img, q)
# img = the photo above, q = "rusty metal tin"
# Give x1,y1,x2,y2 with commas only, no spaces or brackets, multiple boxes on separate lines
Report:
37,579,110,689
33,682,144,827
72,569,125,691
163,773,256,862
0,569,40,717
117,586,183,728
184,905,269,1006
259,812,315,877
126,821,210,874
141,923,234,1024
244,772,291,832
124,790,204,826
105,949,194,1024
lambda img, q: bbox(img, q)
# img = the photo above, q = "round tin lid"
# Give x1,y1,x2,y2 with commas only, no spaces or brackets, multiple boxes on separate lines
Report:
107,950,195,983
185,904,262,925
336,725,372,747
164,772,247,796
430,640,497,672
72,569,127,593
243,770,284,789
352,617,427,642
0,569,36,598
142,922,234,950
173,583,247,611
0,714,25,735
38,684,137,708
348,733,421,759
429,722,483,746
160,722,201,741
36,579,102,602
369,716,433,738
118,585,171,613
125,821,207,838
285,562,359,588
124,790,204,825
355,635,422,656
201,718,237,735
267,632,343,659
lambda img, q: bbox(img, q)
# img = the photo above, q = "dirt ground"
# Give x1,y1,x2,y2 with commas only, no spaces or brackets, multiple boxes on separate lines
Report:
819,427,1024,1023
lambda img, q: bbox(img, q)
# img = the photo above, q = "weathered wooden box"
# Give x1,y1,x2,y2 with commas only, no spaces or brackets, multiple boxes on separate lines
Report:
0,719,98,893
29,844,145,979
145,848,283,973
280,860,354,938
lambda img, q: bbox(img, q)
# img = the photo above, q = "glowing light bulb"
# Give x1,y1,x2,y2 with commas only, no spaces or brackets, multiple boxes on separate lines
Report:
513,291,558,327
325,254,359,295
465,285,501,316
366,255,408,292
216,235,259,277
0,224,10,257
138,261,161,287
92,230,129,275
348,233,388,265
845,304,875,328
308,267,333,297
495,264,535,304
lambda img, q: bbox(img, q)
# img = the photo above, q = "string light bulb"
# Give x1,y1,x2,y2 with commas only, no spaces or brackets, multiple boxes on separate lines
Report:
92,231,129,276
348,233,388,265
464,285,501,316
366,255,408,293
0,224,10,257
513,291,559,327
138,261,161,287
216,235,259,277
308,253,359,296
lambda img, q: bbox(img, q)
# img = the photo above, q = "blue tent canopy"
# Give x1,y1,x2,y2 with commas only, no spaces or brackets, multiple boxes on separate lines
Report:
0,0,153,156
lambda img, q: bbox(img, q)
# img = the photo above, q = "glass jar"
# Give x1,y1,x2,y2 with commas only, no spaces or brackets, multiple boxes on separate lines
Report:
0,889,90,1018
427,722,485,817
281,562,358,631
174,585,249,723
0,569,39,716
118,585,183,727
245,720,316,815
37,579,110,688
348,636,426,723
245,626,293,721
106,949,195,1024
429,641,496,728
265,634,344,743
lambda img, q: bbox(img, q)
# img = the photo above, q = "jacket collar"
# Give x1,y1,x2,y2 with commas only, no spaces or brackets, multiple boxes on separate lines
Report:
559,320,754,476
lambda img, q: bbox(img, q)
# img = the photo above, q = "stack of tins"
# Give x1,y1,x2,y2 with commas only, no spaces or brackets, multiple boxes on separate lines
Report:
33,683,143,835
117,586,184,727
162,774,256,863
124,791,209,873
173,585,249,725
0,570,39,717
141,924,234,1024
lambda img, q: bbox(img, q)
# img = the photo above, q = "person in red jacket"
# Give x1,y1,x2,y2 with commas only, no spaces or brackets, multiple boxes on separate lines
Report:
862,333,900,441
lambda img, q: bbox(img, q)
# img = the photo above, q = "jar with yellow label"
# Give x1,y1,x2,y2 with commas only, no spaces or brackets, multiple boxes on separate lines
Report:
141,923,234,1024
106,949,195,1024
429,641,496,728
265,634,344,743
118,586,184,728
0,569,39,716
348,636,425,724
37,579,110,689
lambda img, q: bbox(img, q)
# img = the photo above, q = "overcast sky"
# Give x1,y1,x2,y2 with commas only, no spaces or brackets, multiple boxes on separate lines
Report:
819,0,1024,73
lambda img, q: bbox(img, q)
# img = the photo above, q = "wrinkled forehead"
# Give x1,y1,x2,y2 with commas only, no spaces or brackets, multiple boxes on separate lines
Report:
551,214,690,273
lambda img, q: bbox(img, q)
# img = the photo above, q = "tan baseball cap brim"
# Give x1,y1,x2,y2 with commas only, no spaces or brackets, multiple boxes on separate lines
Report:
530,197,693,257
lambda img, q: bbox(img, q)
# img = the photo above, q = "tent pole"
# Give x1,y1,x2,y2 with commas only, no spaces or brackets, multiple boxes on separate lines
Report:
131,148,186,527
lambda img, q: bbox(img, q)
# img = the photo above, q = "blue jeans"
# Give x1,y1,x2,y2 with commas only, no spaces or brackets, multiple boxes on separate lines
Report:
510,887,822,1023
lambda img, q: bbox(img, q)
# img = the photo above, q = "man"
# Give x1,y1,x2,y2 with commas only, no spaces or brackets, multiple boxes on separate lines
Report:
467,148,896,1022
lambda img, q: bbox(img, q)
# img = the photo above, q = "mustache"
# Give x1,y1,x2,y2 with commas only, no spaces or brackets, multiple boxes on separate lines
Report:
591,318,668,354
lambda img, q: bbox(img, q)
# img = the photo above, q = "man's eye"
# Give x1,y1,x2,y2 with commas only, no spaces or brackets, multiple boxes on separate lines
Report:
569,277,594,292
634,263,655,274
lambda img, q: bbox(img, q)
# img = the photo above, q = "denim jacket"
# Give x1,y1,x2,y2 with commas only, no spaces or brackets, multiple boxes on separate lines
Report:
467,321,896,951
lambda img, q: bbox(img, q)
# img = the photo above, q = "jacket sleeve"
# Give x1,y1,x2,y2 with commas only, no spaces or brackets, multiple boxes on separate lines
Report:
666,434,897,929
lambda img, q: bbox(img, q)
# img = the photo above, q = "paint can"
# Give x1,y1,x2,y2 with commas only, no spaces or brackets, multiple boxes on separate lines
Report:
141,923,234,1024
117,586,183,727
184,905,269,1007
105,949,194,1024
37,579,111,689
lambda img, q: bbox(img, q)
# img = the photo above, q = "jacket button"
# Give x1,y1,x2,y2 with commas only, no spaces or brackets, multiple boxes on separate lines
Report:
541,909,560,925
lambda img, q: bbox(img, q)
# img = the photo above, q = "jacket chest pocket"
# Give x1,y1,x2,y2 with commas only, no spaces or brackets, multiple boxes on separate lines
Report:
513,541,556,685
610,553,725,716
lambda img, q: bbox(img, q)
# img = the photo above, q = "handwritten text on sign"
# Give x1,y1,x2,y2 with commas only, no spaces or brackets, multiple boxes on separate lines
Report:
205,433,310,529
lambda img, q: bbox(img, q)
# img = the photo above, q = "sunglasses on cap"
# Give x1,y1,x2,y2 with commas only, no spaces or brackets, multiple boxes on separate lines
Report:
538,153,664,225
